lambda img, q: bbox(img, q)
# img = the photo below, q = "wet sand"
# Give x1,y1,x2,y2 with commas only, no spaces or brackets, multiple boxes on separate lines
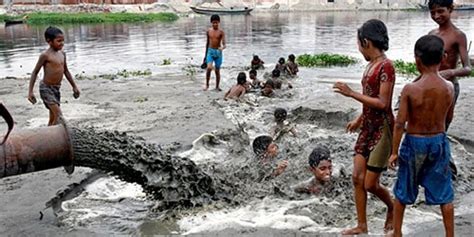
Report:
0,71,473,236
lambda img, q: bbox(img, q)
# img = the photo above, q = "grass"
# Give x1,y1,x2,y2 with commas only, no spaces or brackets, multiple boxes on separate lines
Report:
393,60,418,76
75,69,152,80
162,58,172,65
1,12,178,24
297,53,357,67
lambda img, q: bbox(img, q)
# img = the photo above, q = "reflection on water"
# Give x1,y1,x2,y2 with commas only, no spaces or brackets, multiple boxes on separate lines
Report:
0,11,473,77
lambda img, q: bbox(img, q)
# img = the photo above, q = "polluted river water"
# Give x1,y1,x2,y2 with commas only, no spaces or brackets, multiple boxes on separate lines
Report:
0,10,474,236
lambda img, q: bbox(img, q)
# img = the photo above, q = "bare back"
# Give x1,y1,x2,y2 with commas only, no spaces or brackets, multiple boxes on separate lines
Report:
404,74,454,135
208,28,224,49
225,85,246,100
41,48,66,85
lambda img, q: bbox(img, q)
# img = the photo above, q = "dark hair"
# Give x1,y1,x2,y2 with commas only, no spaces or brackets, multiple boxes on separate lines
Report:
237,72,247,85
274,108,287,122
288,54,296,62
272,69,280,78
428,0,453,9
252,135,273,156
278,57,285,64
415,35,444,66
273,79,282,89
357,19,389,51
265,79,274,88
44,26,63,42
249,69,257,76
253,55,260,60
308,145,331,168
210,14,220,22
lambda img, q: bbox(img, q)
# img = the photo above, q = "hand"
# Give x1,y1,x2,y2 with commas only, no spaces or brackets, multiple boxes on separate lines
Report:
333,82,354,97
388,154,398,170
28,93,37,104
275,160,288,175
73,87,80,99
439,69,454,81
346,118,362,133
218,46,225,51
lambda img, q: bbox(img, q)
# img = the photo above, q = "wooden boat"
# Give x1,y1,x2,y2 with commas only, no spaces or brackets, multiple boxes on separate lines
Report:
190,6,253,15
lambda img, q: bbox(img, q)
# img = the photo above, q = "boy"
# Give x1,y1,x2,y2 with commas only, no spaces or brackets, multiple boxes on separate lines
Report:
428,0,471,109
248,69,261,89
204,14,226,91
28,26,80,126
274,57,287,75
271,69,283,89
293,145,332,194
252,135,288,178
224,72,247,101
251,55,265,70
270,108,297,141
261,79,275,97
286,54,299,76
388,35,455,237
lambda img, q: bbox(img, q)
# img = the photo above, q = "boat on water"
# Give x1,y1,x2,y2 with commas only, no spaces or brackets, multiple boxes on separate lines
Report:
4,19,25,27
190,6,253,15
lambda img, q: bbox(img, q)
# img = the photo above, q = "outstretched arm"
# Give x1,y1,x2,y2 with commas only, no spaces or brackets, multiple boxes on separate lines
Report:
28,53,47,104
63,52,80,98
334,80,394,110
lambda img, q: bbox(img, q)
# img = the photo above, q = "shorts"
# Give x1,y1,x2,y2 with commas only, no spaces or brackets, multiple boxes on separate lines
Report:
39,81,61,109
206,48,223,69
394,133,453,205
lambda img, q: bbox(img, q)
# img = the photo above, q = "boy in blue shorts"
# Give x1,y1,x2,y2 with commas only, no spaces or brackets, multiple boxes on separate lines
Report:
389,35,455,237
204,14,226,91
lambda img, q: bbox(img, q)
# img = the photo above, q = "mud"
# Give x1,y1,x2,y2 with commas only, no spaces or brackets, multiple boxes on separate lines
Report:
71,127,215,209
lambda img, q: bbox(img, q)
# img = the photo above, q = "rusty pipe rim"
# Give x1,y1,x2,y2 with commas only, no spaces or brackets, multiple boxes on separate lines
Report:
59,116,75,174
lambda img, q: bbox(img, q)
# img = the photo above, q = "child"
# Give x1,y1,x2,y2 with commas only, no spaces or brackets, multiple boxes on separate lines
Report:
248,69,261,89
293,145,332,194
428,0,471,109
28,26,80,126
388,35,455,237
251,55,265,70
204,14,226,91
270,108,297,141
274,57,287,75
224,72,247,101
252,135,288,177
286,54,299,76
261,79,274,97
333,19,395,235
271,69,283,89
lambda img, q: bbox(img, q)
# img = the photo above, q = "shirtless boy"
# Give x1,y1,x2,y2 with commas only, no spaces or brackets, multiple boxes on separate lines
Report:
293,145,332,195
28,26,80,126
204,14,226,91
389,35,455,237
224,72,247,101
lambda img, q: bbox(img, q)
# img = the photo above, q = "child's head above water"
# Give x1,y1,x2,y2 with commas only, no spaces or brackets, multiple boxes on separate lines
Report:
428,0,453,9
357,19,389,52
252,135,278,159
237,72,247,85
264,79,274,89
44,26,63,42
253,55,260,61
308,145,332,183
249,69,257,79
414,35,444,67
288,54,296,62
272,69,280,78
274,108,288,123
278,57,285,64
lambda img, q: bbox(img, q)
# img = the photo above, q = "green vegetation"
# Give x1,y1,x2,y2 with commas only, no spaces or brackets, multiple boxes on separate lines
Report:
162,58,172,65
297,53,358,67
75,69,152,80
393,60,418,76
1,12,178,24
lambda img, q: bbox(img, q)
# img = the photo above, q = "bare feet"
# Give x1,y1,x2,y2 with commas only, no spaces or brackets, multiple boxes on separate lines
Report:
203,86,209,91
341,226,368,235
384,209,394,234
215,87,222,92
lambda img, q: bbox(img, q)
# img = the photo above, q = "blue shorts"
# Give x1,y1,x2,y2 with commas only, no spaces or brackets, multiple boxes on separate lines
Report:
394,133,453,205
206,48,223,69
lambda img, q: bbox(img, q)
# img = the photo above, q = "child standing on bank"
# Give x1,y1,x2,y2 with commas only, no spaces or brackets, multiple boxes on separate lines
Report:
389,35,455,237
28,26,80,126
204,14,226,91
333,19,395,235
